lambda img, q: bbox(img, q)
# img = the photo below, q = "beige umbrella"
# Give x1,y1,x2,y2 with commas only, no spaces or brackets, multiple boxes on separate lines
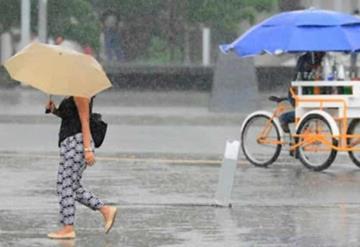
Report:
4,42,112,98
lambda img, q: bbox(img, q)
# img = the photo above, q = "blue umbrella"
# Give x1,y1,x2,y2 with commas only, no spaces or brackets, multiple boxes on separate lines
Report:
220,9,360,57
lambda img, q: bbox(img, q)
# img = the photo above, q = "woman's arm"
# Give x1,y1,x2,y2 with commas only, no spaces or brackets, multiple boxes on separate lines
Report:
74,96,95,166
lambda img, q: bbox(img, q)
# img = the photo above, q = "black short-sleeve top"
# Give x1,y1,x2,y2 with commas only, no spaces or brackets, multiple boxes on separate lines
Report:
55,97,93,147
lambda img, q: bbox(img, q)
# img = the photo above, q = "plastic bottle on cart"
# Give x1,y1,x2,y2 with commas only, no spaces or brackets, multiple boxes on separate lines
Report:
303,72,313,95
323,57,331,80
327,72,335,94
331,61,339,94
337,63,351,95
338,63,345,80
309,71,315,95
337,63,345,94
327,74,334,80
322,57,332,94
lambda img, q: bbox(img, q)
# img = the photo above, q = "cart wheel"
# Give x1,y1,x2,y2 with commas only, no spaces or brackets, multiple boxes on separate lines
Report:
241,114,282,167
347,119,360,167
296,114,337,171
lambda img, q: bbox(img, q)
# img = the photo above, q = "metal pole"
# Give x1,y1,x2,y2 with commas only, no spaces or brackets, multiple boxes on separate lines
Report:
1,32,12,63
202,27,211,66
38,0,47,43
20,0,31,49
184,23,191,65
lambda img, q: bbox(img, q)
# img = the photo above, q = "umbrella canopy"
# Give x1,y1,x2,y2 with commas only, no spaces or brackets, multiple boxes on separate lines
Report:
220,9,360,57
4,42,112,98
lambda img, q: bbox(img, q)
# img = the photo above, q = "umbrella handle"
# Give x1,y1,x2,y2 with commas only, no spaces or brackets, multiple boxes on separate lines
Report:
45,95,52,114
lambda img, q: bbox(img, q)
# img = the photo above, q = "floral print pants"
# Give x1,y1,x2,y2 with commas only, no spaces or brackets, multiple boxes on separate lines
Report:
57,133,104,225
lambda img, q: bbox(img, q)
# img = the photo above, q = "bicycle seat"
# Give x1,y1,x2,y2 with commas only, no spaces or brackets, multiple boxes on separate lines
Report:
268,96,287,103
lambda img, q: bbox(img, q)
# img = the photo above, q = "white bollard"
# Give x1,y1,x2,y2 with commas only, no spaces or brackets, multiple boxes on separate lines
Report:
214,140,240,207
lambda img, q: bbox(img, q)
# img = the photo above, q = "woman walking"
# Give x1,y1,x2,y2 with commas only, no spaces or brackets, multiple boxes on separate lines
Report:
46,96,117,239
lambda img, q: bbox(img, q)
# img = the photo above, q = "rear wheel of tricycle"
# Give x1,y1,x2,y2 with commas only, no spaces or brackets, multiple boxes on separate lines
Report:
241,114,282,167
296,114,337,171
347,119,360,167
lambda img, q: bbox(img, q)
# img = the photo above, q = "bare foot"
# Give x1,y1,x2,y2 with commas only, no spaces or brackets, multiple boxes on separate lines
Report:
100,205,112,221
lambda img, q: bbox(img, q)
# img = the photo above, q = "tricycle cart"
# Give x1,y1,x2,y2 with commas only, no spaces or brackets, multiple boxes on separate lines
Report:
241,80,360,171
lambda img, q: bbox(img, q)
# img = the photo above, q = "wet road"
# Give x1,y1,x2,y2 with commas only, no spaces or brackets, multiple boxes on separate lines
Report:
1,88,360,246
2,153,360,246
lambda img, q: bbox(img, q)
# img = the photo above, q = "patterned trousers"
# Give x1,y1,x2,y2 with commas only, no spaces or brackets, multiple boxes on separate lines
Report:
57,133,104,225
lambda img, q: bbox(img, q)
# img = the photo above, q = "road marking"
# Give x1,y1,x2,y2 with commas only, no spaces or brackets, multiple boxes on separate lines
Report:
0,152,225,165
99,156,222,165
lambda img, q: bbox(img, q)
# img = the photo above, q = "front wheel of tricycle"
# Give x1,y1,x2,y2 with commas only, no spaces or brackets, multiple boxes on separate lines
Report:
296,114,337,171
347,119,360,168
241,114,282,167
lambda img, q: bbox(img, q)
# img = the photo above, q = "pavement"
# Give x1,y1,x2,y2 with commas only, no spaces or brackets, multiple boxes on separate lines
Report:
2,88,360,246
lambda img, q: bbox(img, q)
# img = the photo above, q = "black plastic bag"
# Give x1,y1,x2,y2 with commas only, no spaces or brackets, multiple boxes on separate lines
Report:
90,113,107,148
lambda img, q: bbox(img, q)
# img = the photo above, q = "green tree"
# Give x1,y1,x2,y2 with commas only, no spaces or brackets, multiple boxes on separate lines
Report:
46,0,100,49
91,0,163,60
163,0,278,62
279,0,303,11
0,0,20,33
0,0,278,61
0,0,100,50
91,0,278,63
185,0,276,28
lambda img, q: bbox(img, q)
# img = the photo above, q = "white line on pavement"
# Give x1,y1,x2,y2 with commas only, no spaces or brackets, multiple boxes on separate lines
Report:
0,152,224,165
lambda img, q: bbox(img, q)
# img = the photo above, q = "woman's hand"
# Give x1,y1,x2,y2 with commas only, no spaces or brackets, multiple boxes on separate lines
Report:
45,100,56,113
84,150,96,166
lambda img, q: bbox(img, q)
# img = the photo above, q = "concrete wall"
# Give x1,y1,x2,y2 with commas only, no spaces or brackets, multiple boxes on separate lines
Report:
105,65,213,91
104,65,294,92
0,64,294,92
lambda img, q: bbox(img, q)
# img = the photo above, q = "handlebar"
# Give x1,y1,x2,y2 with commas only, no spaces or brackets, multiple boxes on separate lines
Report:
268,96,288,103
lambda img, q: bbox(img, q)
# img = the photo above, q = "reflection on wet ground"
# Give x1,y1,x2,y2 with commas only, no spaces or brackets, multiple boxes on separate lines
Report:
1,154,360,246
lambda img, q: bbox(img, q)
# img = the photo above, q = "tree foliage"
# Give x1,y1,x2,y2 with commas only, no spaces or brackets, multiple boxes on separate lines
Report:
46,0,100,49
0,0,278,62
0,0,100,49
279,0,303,11
91,0,278,61
185,0,276,27
0,0,20,33
93,0,277,30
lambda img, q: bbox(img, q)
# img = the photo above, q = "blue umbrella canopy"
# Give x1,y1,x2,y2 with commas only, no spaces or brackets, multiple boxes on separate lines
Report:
220,9,360,57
